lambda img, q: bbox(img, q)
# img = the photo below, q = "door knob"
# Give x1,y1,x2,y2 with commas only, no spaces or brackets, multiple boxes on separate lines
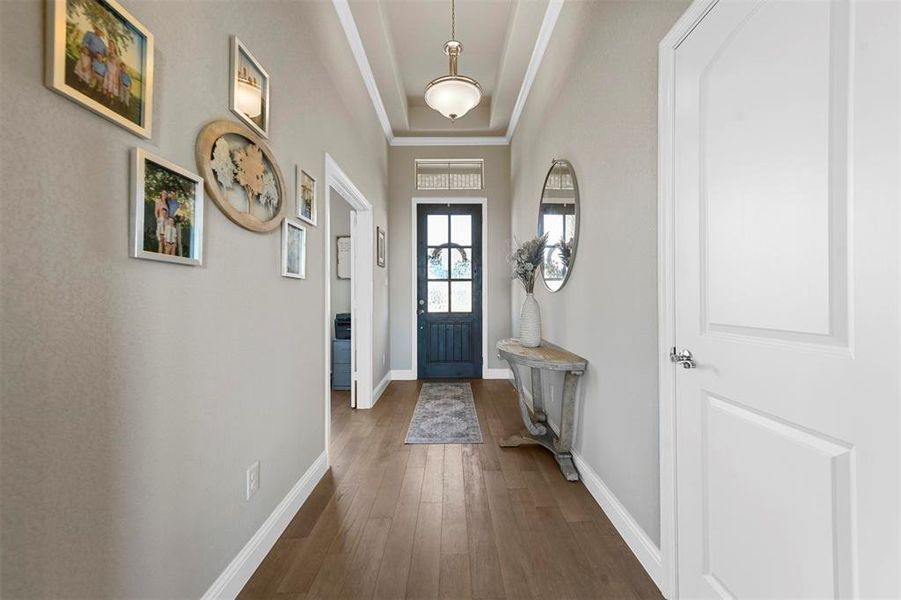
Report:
418,299,425,306
669,347,696,369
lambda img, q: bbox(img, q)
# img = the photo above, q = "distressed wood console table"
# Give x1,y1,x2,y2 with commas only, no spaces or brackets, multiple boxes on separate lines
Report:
496,338,587,481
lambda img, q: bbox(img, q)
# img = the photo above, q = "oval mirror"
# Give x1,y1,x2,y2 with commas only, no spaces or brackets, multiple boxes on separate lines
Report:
538,159,579,292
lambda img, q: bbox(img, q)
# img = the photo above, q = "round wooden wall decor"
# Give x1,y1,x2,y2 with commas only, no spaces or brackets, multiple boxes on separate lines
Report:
195,119,286,232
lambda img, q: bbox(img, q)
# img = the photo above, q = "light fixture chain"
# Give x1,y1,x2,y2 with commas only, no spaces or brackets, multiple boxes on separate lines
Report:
451,0,455,40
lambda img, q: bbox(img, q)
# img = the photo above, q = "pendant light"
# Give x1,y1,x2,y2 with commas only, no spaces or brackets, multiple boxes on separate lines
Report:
424,0,482,121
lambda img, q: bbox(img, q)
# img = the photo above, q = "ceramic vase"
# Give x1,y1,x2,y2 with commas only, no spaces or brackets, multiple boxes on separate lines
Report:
519,293,541,347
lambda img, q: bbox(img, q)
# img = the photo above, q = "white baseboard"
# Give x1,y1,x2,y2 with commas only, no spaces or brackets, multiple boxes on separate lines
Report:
390,369,416,380
571,449,663,591
372,371,391,407
201,451,329,599
484,368,513,380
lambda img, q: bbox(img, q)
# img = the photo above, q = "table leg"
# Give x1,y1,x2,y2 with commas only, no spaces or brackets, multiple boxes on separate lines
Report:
506,358,547,437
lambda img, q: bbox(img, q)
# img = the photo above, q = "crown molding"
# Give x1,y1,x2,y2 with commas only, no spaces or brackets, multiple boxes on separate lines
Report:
506,0,564,140
332,0,393,140
334,0,564,147
390,136,509,146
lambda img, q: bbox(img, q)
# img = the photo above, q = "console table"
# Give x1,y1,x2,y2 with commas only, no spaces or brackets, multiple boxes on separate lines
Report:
496,338,587,481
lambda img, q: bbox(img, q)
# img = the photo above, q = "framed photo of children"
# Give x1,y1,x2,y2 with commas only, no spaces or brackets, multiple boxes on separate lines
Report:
131,148,204,266
282,219,306,279
230,36,270,138
296,167,317,226
46,0,154,138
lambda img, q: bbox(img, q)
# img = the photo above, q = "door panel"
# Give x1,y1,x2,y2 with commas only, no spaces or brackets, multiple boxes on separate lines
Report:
417,204,483,378
673,0,899,597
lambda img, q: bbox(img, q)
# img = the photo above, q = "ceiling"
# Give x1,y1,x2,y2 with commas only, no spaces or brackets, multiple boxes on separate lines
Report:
345,0,555,140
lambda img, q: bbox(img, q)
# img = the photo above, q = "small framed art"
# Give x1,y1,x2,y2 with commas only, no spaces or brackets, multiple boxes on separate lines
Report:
46,0,154,138
377,226,386,268
296,167,317,226
230,36,270,138
282,219,306,279
336,235,351,280
131,148,204,266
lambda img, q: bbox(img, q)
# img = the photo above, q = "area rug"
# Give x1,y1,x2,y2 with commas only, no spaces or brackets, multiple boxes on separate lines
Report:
405,382,483,444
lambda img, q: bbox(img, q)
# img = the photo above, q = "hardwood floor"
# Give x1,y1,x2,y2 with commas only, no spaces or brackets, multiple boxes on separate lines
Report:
238,379,662,599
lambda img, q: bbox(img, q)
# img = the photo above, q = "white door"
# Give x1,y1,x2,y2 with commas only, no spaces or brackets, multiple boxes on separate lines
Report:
672,0,899,598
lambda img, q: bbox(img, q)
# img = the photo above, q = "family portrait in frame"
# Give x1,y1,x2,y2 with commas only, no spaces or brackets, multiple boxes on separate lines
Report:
46,0,154,138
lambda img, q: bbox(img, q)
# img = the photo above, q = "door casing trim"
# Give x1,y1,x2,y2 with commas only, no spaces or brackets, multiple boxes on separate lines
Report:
323,153,374,461
658,1,722,598
411,197,488,379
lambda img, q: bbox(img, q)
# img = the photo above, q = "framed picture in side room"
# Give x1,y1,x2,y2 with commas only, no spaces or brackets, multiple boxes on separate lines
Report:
130,148,204,266
377,226,386,268
282,219,306,279
336,235,351,279
230,36,270,138
296,167,317,226
46,0,154,138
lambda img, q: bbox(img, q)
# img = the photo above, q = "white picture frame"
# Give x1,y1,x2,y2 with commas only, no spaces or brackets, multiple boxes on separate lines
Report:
229,36,270,138
46,0,154,138
296,167,317,226
130,148,204,266
281,219,306,279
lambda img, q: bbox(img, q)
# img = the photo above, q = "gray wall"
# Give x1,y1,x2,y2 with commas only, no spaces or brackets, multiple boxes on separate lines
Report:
388,145,512,373
509,0,687,545
0,0,388,597
330,191,352,325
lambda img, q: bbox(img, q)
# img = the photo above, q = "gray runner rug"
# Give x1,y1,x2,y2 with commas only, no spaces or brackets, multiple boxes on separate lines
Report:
405,382,483,444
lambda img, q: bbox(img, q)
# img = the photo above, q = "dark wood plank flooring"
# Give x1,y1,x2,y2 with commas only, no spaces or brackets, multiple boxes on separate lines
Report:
238,379,662,599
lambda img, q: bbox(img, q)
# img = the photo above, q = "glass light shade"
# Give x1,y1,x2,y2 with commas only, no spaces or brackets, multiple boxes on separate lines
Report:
235,80,262,118
424,76,482,121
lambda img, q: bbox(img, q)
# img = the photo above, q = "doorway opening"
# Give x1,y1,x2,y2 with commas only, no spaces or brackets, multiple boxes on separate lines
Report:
323,154,373,455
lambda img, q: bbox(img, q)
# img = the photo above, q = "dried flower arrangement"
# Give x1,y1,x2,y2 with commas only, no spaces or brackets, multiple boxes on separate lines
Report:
510,233,549,294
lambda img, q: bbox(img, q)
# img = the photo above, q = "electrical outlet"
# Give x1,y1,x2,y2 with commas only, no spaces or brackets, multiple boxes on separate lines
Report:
246,461,260,500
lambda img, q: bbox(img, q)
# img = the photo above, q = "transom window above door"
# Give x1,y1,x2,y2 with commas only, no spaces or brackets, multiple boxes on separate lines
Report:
426,213,473,313
415,160,483,191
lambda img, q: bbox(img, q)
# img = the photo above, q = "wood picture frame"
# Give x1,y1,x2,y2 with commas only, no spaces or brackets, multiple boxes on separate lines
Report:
195,119,286,232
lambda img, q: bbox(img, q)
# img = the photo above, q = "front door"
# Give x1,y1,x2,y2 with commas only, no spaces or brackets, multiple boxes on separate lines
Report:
672,0,899,597
417,203,483,378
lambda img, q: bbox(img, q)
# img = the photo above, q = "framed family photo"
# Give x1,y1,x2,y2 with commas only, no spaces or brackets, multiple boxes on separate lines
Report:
282,219,306,279
230,36,270,138
46,0,154,138
131,148,204,266
296,167,317,226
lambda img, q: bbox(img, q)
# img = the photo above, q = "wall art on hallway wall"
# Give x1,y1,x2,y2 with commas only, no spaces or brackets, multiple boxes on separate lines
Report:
229,36,270,138
281,219,306,279
130,148,204,266
195,119,286,232
377,226,386,268
46,0,154,138
296,167,317,226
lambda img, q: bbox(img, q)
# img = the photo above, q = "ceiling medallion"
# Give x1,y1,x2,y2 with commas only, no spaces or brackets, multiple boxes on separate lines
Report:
424,0,482,121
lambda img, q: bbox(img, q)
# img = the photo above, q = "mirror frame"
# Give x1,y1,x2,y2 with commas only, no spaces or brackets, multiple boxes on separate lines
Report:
538,158,580,292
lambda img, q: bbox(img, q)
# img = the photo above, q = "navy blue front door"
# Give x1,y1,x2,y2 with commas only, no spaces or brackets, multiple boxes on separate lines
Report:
417,204,483,379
